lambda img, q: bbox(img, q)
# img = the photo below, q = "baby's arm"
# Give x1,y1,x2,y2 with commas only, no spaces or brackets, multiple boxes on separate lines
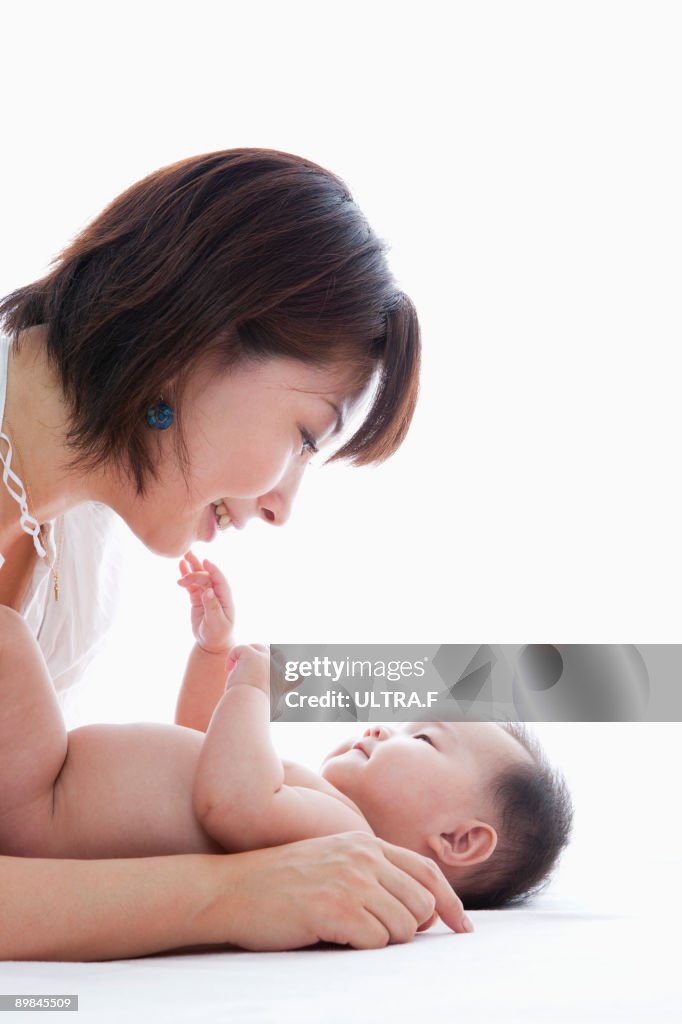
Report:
175,552,235,731
193,645,371,852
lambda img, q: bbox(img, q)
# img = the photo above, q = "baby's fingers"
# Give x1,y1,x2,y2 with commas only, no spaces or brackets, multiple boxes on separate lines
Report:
202,558,229,585
177,574,210,605
184,550,203,573
202,559,234,605
177,571,211,588
201,587,231,628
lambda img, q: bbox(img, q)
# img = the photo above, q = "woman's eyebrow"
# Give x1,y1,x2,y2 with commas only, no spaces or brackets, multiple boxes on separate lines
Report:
321,398,345,437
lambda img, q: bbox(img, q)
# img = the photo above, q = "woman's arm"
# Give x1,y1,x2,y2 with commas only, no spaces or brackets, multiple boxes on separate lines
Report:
0,853,224,961
1,834,472,960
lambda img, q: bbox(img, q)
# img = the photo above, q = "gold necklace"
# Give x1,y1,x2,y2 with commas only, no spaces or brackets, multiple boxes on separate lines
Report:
2,420,64,602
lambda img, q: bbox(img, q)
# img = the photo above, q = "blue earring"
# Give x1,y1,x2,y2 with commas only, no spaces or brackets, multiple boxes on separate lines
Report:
146,400,174,430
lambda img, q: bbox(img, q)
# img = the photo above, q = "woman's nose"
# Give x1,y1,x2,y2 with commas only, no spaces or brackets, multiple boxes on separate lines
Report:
259,460,306,526
258,493,293,526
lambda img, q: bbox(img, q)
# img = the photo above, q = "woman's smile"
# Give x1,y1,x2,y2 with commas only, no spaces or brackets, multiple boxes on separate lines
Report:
211,499,239,531
200,500,239,543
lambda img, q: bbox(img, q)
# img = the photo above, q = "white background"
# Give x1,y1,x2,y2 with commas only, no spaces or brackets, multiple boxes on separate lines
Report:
1,0,681,931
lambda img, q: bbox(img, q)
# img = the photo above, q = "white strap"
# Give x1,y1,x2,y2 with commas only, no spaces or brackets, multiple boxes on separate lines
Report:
0,335,9,425
0,431,46,558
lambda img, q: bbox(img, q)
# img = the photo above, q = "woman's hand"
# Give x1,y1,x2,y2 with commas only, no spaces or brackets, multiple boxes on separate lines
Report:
204,831,474,950
177,550,235,655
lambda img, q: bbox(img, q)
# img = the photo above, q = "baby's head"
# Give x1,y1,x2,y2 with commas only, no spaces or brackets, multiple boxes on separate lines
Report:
321,721,573,909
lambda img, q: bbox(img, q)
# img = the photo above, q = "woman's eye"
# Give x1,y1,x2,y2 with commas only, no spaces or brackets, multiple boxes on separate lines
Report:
414,734,434,746
299,430,319,457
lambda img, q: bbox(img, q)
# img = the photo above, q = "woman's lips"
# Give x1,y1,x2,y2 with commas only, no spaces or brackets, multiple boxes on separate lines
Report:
199,500,246,542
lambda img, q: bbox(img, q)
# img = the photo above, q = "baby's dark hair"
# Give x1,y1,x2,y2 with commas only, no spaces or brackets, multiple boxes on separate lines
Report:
455,723,573,910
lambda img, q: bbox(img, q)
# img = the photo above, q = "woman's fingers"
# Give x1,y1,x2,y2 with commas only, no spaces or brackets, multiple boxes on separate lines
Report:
416,909,439,932
325,906,392,950
375,838,472,934
352,885,423,948
213,833,472,952
322,833,471,939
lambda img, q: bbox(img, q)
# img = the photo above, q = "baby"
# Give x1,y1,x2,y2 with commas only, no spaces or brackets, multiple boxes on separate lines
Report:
0,553,572,912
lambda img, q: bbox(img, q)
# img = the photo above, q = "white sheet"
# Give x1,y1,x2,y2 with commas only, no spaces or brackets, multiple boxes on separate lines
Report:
1,869,679,1024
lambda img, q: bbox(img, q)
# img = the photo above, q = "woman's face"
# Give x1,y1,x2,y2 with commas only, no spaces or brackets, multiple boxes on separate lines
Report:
107,356,357,556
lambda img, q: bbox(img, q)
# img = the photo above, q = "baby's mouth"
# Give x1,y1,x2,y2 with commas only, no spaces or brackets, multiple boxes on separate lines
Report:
211,500,232,531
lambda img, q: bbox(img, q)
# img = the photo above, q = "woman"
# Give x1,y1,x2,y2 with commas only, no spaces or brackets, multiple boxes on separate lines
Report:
0,148,466,959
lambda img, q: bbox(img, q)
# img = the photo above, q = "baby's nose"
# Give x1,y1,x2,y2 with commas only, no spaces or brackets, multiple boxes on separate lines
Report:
363,725,392,741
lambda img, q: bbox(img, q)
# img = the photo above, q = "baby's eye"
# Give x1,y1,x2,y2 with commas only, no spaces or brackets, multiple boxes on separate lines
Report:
414,734,434,746
299,430,319,457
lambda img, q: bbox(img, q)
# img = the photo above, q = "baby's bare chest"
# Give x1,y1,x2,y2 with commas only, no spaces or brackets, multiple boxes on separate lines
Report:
282,759,363,814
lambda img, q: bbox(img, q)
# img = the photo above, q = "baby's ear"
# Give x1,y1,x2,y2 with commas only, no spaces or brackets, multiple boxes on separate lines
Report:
428,821,498,868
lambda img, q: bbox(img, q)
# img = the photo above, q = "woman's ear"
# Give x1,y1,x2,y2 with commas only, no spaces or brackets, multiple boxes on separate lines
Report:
427,820,498,868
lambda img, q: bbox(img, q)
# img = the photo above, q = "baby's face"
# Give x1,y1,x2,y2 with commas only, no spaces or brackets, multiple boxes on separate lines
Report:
321,722,529,856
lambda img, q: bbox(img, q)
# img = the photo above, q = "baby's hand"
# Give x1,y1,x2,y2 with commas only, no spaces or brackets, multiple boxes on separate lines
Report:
177,550,235,655
225,643,271,696
270,646,305,720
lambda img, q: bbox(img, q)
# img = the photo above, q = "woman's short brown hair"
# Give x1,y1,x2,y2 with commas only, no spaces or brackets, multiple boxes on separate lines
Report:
0,148,421,495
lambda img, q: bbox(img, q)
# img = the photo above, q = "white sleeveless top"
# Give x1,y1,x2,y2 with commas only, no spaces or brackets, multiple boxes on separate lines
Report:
0,332,123,699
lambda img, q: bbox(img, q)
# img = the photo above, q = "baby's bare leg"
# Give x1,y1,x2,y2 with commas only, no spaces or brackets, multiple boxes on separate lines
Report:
0,606,68,853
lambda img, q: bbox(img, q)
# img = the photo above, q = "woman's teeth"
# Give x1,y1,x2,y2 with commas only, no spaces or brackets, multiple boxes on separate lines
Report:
212,501,232,530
